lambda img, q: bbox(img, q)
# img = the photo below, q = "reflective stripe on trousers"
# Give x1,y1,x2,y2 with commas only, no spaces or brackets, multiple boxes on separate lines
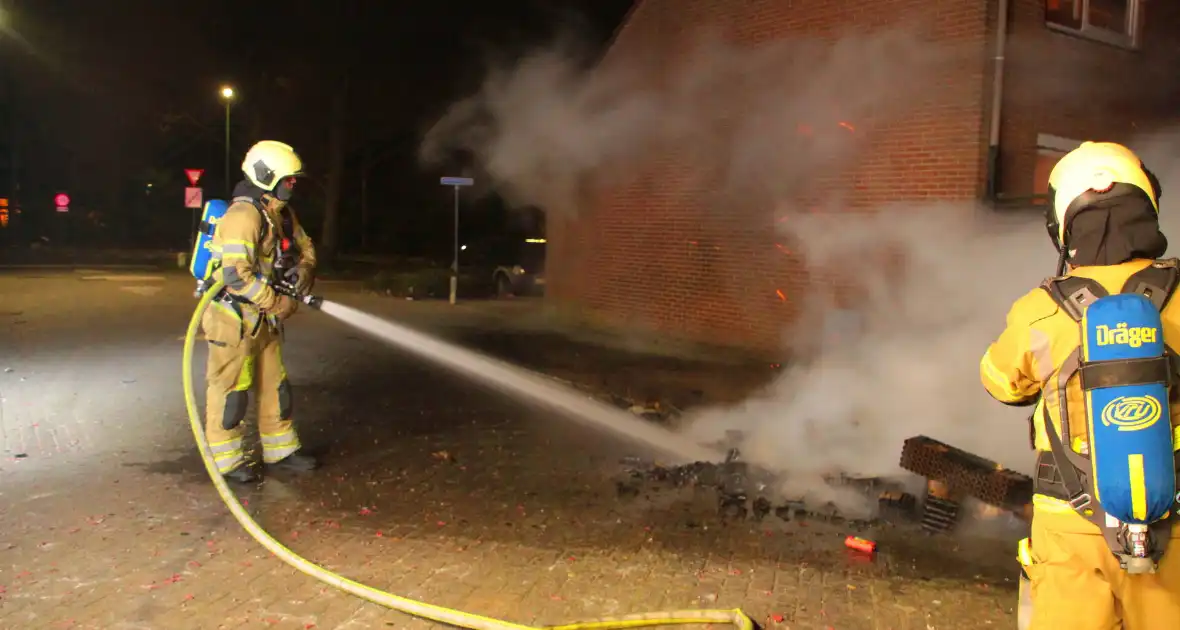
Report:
261,427,300,463
1018,569,1032,630
209,437,245,474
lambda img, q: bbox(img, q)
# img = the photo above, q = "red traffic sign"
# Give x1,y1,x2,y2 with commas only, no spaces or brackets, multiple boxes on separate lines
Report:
185,187,203,209
185,169,204,186
54,193,70,207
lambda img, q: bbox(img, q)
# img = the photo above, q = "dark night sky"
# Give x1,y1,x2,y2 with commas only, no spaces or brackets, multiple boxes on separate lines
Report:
1,0,634,252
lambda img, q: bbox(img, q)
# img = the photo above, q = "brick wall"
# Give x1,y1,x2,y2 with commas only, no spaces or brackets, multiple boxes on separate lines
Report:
551,0,1179,356
549,0,994,356
997,0,1180,197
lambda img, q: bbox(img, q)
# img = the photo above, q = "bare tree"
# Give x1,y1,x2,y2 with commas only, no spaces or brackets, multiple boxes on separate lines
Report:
319,76,347,261
314,0,363,263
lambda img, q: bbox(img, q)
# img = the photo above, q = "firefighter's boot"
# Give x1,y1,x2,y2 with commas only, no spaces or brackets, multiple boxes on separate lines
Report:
268,450,319,472
224,464,261,484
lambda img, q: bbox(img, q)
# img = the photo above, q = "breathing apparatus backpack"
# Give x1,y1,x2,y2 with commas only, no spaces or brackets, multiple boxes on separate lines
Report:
189,196,303,298
1037,258,1180,573
190,199,230,295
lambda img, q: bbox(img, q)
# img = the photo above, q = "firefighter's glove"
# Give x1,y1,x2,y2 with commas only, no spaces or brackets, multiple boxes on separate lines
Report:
271,295,300,321
294,265,315,296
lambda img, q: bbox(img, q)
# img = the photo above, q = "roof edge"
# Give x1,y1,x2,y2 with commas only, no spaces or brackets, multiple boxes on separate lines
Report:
594,0,642,64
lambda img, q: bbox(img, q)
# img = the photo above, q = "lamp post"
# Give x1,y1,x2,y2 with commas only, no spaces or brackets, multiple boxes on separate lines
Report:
220,86,234,195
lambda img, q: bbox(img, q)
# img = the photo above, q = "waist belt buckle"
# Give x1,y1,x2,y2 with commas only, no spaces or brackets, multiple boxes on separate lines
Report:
1070,492,1093,511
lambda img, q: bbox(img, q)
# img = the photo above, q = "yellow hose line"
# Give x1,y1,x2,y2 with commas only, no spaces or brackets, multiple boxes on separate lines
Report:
182,279,755,630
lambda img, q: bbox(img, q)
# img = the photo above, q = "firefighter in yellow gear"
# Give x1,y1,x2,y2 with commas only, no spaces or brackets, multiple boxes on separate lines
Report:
981,141,1180,629
202,140,319,484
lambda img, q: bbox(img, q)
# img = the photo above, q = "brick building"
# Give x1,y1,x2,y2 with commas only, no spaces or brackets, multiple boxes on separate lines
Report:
545,0,1180,356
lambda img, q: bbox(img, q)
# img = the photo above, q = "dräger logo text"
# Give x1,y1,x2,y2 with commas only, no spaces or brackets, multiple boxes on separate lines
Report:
1095,323,1157,349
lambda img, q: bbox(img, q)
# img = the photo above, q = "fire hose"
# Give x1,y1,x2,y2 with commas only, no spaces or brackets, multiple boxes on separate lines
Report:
182,278,756,630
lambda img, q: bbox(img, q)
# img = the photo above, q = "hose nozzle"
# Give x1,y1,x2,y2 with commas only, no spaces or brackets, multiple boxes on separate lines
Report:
272,276,322,310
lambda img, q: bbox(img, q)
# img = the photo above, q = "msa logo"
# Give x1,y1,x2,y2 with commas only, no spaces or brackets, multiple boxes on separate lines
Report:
1095,323,1157,349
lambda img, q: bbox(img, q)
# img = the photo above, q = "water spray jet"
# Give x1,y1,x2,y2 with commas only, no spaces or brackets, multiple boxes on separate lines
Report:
313,299,723,464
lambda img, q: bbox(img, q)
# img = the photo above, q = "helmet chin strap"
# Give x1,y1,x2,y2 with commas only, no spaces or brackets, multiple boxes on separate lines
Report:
1044,196,1067,276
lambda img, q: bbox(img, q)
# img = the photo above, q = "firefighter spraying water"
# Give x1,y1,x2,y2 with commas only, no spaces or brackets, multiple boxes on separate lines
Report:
190,140,320,484
183,143,756,628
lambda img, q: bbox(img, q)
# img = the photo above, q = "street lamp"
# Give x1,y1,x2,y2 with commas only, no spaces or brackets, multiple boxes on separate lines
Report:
219,86,234,194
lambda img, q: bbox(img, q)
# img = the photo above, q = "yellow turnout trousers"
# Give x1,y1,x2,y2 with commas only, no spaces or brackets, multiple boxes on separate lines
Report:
1020,501,1180,629
202,304,300,474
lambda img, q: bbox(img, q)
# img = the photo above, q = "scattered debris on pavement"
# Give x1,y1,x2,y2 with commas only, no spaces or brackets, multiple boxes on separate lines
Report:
617,431,1031,537
615,431,896,528
899,436,1033,532
844,535,877,554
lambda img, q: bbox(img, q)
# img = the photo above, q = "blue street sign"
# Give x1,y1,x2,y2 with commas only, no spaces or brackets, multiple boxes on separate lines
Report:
440,176,474,187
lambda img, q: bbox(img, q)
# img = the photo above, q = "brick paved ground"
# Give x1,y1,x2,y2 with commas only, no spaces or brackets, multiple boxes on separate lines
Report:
0,271,1019,630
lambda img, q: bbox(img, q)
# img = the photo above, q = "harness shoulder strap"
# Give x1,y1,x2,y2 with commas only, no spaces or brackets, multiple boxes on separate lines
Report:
1121,258,1180,311
280,206,295,238
229,196,272,241
1040,275,1109,322
1035,274,1108,510
277,206,299,257
1042,403,1092,511
257,201,274,242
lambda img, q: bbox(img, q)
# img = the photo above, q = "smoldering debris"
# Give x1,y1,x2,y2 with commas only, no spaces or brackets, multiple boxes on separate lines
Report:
897,435,1034,534
898,435,1034,512
616,431,1033,536
616,431,911,528
615,454,909,528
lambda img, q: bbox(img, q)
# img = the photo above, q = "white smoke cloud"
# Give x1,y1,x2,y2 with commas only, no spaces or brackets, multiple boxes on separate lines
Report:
680,205,1052,515
420,27,955,214
686,136,1180,516
420,23,1180,516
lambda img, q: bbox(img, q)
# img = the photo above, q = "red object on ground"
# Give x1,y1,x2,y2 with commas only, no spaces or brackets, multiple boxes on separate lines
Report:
844,535,877,554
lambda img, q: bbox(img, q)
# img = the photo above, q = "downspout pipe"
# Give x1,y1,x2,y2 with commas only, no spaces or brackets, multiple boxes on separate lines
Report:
986,0,1010,202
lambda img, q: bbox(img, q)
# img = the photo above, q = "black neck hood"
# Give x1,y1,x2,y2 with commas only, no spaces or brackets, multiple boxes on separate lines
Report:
232,180,267,201
1065,186,1167,267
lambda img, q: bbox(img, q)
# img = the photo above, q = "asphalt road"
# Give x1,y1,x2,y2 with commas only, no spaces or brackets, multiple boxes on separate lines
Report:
0,269,1020,630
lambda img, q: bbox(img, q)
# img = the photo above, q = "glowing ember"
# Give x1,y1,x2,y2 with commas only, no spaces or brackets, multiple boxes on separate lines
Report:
775,289,786,301
773,243,791,254
838,121,855,132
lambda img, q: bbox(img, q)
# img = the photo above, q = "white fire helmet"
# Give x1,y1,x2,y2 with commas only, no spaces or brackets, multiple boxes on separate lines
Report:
241,140,304,192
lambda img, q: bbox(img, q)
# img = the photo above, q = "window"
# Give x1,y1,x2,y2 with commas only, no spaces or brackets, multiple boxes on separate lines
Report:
1045,0,1143,49
1033,134,1083,204
1033,149,1066,204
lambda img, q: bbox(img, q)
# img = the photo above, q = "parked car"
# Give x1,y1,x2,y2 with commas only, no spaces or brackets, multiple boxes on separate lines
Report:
492,237,546,297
